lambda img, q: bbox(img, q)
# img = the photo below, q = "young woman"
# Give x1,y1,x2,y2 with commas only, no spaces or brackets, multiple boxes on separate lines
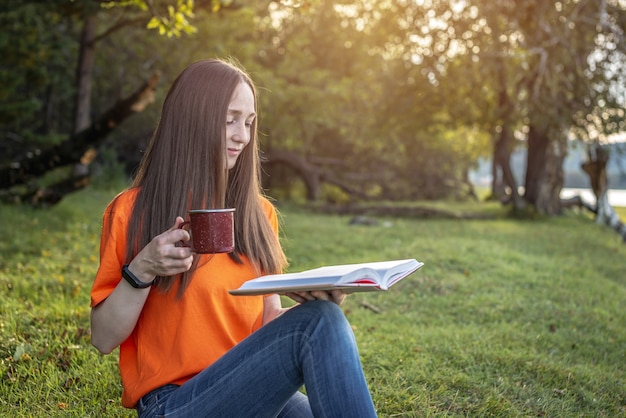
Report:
90,59,377,417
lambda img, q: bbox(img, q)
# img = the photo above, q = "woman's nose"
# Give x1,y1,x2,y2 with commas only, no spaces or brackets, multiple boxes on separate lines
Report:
232,123,249,143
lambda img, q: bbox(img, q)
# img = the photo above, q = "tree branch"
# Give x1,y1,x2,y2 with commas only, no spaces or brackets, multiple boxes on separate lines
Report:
0,73,160,190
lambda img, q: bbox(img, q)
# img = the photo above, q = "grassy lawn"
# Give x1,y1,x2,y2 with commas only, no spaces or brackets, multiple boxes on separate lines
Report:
1,187,625,417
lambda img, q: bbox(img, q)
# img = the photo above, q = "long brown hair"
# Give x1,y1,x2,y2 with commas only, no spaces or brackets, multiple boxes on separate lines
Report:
113,59,286,296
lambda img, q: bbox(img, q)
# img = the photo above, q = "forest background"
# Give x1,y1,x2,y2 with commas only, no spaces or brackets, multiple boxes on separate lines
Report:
2,0,626,215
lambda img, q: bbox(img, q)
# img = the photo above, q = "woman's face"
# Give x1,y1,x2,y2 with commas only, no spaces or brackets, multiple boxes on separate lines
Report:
225,82,255,169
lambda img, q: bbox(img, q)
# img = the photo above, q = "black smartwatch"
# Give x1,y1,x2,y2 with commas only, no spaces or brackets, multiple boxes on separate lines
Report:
122,265,155,289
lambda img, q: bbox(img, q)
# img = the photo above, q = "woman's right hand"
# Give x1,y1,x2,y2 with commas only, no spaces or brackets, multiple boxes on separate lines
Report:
128,216,195,282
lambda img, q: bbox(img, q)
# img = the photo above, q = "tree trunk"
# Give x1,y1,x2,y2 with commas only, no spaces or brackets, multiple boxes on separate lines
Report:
582,145,609,200
581,145,626,242
493,125,524,209
491,65,524,209
524,125,567,215
262,149,369,202
72,14,97,182
74,14,96,133
491,155,506,198
523,125,547,204
263,149,321,201
595,192,626,241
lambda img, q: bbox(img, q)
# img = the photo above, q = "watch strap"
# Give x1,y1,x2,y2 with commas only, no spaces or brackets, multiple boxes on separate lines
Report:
122,264,154,289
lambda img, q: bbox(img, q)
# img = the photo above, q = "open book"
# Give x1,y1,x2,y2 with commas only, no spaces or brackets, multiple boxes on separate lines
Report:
229,259,424,296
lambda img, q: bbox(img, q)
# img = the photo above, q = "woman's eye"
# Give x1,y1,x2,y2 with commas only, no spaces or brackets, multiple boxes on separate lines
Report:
227,118,253,127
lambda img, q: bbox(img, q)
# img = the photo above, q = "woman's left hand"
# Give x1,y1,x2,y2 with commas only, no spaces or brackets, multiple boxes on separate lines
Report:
284,289,346,305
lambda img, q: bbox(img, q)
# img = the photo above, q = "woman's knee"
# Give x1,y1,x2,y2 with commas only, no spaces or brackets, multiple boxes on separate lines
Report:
297,299,343,319
296,300,352,335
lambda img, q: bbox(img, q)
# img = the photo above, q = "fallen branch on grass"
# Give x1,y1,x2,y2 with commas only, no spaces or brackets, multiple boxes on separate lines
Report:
561,194,626,242
310,203,496,220
358,301,382,314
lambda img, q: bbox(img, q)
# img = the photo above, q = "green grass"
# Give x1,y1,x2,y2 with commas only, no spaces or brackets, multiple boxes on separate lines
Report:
1,188,625,417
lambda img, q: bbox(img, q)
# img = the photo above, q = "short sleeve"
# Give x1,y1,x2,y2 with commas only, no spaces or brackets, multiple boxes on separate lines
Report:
260,196,279,235
90,191,136,307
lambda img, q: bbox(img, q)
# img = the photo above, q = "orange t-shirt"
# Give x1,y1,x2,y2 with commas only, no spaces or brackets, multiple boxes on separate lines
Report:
90,189,276,408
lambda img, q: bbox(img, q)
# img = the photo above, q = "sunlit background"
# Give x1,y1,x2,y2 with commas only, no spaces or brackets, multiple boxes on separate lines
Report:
1,0,625,211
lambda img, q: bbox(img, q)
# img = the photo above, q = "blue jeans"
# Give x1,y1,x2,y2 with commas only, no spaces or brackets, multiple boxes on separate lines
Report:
136,300,377,417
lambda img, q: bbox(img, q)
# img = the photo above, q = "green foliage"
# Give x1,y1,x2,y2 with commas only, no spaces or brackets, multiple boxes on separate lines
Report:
249,0,487,200
3,0,624,205
91,0,492,201
90,145,131,190
145,0,198,38
0,1,79,159
1,188,624,416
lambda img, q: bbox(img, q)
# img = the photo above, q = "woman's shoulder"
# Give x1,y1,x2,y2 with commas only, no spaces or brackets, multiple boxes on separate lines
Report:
105,187,139,216
258,194,278,215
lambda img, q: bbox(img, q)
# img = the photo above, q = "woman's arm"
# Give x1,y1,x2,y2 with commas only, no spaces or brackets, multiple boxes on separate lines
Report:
262,294,286,325
91,217,194,354
90,269,150,354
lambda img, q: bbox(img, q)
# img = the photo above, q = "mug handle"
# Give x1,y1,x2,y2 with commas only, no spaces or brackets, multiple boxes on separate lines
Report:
178,221,192,248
